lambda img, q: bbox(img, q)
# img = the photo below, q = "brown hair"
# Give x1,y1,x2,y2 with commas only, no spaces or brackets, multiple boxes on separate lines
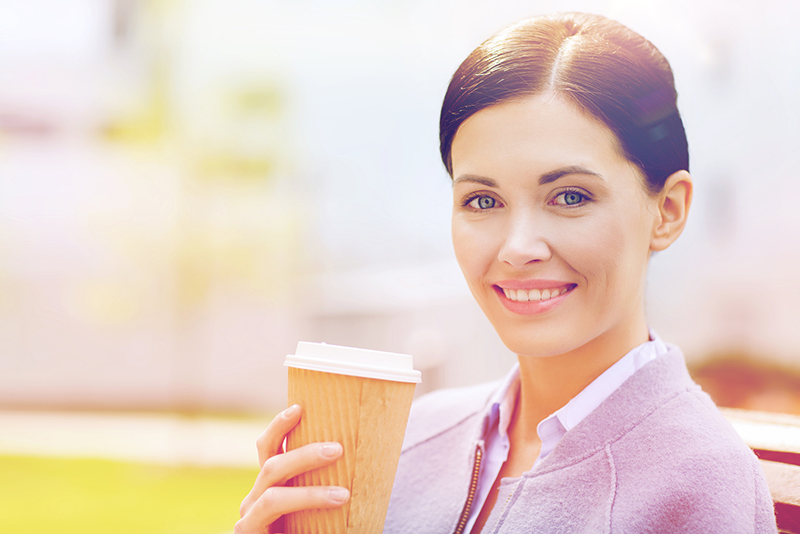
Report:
439,12,689,194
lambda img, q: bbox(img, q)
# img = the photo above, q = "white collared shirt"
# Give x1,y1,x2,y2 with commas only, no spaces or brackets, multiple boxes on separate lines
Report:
464,331,669,533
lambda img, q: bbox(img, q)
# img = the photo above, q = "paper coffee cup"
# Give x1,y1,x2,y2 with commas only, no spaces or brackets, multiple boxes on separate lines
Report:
284,342,421,534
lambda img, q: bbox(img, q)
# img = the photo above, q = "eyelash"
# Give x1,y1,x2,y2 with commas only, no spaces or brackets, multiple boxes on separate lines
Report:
549,187,592,207
462,193,501,210
460,188,592,211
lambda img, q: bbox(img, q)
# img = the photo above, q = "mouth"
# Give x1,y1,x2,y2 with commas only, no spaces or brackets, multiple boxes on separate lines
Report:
499,285,575,303
493,282,576,315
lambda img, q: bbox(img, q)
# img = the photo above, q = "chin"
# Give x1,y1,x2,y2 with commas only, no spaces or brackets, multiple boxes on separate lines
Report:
494,327,579,359
477,291,593,359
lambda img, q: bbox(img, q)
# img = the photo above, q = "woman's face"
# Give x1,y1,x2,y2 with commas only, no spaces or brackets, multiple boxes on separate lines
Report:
451,94,661,358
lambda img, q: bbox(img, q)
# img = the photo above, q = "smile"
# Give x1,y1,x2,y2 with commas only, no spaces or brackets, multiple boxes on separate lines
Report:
500,286,573,302
493,282,576,315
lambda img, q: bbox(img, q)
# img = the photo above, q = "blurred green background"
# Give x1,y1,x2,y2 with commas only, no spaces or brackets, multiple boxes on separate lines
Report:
0,410,270,533
1,455,257,534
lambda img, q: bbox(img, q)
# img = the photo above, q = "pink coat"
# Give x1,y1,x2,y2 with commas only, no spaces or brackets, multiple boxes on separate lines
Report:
385,346,777,533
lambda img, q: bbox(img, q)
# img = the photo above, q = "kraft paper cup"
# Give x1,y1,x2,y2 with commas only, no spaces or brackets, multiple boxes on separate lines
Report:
284,342,421,534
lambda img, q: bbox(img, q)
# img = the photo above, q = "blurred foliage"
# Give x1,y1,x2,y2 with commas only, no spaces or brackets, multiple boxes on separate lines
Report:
67,280,143,326
0,455,258,534
190,82,287,185
192,154,275,183
174,194,304,310
102,74,168,145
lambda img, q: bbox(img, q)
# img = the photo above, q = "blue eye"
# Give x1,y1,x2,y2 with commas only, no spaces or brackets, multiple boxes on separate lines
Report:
467,195,496,209
478,196,495,209
552,190,589,206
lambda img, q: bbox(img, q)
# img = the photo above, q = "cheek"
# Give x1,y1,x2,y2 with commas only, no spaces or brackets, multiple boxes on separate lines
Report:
451,219,478,275
595,217,650,304
557,225,616,284
557,213,647,293
451,217,497,283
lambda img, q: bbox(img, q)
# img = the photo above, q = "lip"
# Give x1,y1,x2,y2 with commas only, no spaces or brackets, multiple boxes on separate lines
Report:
495,279,574,290
493,280,576,315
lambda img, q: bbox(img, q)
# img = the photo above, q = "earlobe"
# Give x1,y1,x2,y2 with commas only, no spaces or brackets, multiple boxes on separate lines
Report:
651,170,693,252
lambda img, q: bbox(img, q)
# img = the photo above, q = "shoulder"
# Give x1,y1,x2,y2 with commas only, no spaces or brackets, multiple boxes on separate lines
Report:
615,349,756,467
607,345,761,478
614,382,759,475
401,378,501,450
607,354,777,532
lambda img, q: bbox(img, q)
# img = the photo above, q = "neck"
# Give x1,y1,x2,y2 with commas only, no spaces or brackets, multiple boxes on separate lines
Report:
512,316,650,440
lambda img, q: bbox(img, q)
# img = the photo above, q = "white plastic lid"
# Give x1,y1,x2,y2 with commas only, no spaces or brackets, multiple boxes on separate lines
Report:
285,342,422,383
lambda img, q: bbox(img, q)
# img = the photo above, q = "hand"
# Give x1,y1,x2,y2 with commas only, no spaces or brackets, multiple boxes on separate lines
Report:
235,404,350,534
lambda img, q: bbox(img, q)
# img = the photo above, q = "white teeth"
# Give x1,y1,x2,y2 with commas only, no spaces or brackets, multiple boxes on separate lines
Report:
503,286,571,302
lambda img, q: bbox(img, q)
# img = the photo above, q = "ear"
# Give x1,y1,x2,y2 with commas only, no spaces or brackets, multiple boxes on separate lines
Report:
650,170,693,252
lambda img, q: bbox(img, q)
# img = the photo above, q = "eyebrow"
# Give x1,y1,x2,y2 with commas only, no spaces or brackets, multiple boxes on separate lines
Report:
453,166,602,187
539,165,603,185
452,175,498,187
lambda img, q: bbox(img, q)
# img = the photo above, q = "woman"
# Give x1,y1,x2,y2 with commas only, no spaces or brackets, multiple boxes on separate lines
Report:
236,13,777,533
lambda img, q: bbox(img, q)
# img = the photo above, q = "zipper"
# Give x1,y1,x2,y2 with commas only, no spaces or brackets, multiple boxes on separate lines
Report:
453,442,483,534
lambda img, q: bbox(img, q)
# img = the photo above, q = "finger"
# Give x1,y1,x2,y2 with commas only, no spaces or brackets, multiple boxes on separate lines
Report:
235,485,349,534
257,405,302,468
241,441,343,516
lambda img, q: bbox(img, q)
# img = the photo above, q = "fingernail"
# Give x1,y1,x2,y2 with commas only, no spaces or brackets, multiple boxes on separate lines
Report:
281,405,300,419
328,487,349,503
321,442,342,458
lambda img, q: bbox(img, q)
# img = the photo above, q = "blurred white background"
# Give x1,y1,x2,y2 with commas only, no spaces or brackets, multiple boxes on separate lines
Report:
1,0,798,415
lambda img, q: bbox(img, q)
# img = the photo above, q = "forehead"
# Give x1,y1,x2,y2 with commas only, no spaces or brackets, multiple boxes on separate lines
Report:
451,94,632,180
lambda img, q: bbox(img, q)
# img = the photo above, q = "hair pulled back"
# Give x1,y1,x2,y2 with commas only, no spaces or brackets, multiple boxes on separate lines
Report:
440,13,689,194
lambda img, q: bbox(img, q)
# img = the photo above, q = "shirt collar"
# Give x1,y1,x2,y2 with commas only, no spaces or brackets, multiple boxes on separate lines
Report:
554,331,667,432
484,363,520,438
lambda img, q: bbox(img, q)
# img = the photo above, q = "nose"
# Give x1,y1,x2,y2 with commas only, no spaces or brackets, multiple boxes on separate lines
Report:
497,215,552,268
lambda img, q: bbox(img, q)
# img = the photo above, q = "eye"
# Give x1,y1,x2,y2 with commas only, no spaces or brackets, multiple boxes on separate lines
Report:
551,189,590,207
467,195,497,209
